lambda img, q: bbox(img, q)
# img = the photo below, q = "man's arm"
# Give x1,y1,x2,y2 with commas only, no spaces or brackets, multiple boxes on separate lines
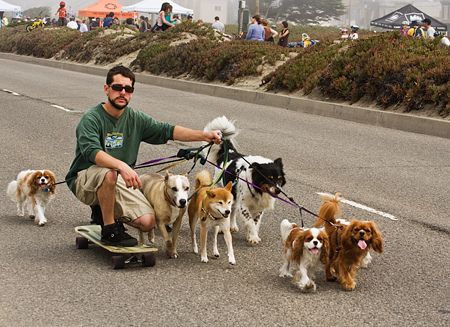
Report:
173,126,221,144
94,151,142,189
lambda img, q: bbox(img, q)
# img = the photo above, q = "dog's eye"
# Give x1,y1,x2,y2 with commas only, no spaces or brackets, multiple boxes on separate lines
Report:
218,201,224,205
306,237,313,242
171,187,177,192
185,187,189,191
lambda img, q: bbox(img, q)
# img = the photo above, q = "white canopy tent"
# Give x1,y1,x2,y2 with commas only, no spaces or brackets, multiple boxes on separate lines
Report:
0,0,21,12
122,0,193,15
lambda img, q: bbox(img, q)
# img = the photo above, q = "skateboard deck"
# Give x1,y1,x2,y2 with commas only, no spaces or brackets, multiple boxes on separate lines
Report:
75,225,157,269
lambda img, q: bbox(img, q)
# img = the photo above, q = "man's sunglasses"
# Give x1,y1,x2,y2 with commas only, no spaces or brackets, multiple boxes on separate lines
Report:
109,84,134,93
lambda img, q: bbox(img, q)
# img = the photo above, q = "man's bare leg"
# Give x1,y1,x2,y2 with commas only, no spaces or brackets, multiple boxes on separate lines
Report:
97,170,117,226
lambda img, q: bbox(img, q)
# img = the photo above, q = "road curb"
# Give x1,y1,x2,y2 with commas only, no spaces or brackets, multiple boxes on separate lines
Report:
1,52,449,139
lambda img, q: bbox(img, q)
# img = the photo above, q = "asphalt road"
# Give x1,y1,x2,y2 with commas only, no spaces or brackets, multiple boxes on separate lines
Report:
1,59,449,327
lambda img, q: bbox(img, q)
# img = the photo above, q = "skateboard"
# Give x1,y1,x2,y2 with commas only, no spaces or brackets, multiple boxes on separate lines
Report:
75,225,158,269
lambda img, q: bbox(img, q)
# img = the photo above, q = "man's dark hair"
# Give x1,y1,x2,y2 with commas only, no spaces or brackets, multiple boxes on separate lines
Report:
215,16,219,21
106,65,136,86
422,18,431,25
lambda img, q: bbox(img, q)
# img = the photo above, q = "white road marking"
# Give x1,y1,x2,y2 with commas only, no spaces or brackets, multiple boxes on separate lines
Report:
2,89,20,96
317,192,398,221
51,104,72,112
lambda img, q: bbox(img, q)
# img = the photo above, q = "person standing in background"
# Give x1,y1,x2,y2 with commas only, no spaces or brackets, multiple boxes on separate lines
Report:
56,1,67,26
79,19,88,32
103,12,114,28
139,15,148,32
421,18,436,39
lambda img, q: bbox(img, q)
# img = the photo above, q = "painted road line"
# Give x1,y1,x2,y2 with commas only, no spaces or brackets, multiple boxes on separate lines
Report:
317,192,398,221
51,104,72,112
2,89,20,96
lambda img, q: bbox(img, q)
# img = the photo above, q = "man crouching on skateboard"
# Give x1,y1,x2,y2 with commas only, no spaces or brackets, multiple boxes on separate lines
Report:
66,65,221,247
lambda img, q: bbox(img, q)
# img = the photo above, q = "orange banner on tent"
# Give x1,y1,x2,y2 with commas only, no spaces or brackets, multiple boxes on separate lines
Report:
78,0,137,19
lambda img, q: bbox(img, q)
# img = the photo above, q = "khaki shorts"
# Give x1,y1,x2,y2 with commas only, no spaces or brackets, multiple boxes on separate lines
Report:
75,166,154,222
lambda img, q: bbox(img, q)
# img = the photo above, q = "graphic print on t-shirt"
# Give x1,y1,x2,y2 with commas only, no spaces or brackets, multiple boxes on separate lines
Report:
105,132,124,149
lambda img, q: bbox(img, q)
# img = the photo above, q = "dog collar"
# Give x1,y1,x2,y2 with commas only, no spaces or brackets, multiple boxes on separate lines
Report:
201,208,223,221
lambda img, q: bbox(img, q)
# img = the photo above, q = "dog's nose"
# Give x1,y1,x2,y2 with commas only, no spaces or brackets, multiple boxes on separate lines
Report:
225,210,230,215
179,199,186,206
313,240,318,246
359,230,365,236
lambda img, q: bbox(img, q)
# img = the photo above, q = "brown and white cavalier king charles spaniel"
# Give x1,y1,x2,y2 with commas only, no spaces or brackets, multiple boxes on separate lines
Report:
279,219,329,292
314,193,384,291
7,170,56,226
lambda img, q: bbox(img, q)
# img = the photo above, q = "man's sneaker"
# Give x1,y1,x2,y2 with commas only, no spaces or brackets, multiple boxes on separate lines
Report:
101,222,137,247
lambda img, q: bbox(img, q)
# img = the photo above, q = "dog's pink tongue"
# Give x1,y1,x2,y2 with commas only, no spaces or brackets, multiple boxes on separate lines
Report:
310,248,319,255
358,240,367,250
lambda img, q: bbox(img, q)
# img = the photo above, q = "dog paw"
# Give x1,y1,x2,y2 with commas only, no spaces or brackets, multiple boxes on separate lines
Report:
342,281,356,291
279,271,293,278
247,235,261,245
230,226,239,233
168,252,178,259
201,256,209,263
29,215,35,219
228,258,236,265
38,220,47,226
17,210,25,217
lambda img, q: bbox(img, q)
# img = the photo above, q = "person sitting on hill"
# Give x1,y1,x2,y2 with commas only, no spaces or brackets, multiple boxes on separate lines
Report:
349,25,359,40
245,15,265,42
277,21,290,47
211,16,225,33
340,27,349,39
288,33,319,48
261,19,278,43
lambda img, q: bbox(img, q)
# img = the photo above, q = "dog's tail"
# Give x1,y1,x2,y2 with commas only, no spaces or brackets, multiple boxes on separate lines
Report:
280,219,297,243
314,193,342,229
203,116,238,164
6,180,17,202
195,170,213,190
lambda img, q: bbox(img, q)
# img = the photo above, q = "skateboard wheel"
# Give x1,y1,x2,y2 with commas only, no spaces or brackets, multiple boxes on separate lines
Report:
142,253,156,267
76,236,89,249
112,255,125,269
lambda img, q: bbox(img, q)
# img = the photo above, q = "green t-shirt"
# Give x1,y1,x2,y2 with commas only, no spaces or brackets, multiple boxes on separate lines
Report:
65,103,175,193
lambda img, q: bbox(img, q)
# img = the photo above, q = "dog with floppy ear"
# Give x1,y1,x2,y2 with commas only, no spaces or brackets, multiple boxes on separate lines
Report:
7,169,56,226
140,171,190,258
188,170,235,264
314,193,384,291
280,219,329,292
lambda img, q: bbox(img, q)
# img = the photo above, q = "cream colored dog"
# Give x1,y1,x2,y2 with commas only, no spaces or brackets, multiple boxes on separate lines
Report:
140,172,190,258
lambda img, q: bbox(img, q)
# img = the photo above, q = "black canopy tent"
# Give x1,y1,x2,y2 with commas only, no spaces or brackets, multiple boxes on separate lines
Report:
370,4,447,32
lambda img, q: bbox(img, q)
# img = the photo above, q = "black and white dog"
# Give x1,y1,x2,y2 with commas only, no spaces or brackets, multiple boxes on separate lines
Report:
204,116,286,244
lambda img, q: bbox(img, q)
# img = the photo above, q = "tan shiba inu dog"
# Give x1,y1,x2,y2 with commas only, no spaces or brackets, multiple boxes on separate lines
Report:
188,170,235,264
140,172,190,258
